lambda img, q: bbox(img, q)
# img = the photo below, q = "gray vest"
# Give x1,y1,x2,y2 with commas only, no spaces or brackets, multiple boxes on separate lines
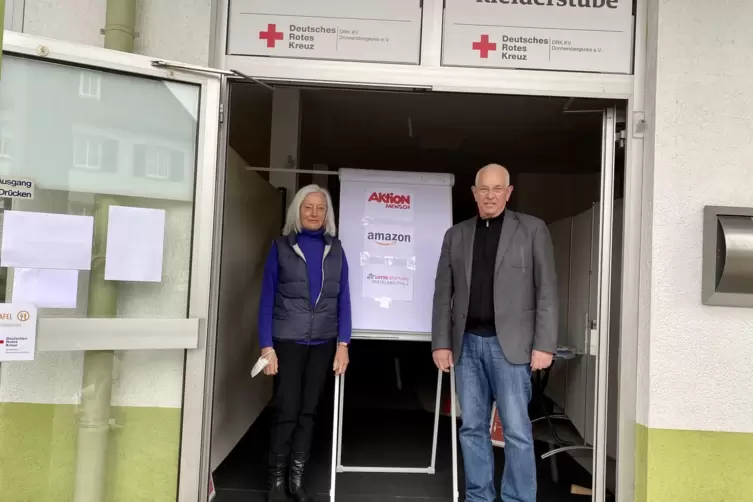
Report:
272,233,343,343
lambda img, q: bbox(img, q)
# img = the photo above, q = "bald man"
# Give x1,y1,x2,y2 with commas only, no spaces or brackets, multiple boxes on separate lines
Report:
431,164,558,502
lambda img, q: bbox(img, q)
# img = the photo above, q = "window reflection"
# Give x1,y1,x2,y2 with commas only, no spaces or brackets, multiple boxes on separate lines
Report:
78,72,102,100
73,134,104,170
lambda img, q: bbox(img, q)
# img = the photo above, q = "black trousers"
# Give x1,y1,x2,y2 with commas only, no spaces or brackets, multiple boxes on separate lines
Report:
269,340,336,457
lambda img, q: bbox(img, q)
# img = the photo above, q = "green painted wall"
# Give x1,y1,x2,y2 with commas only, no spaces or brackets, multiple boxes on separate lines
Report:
0,403,181,502
635,424,753,502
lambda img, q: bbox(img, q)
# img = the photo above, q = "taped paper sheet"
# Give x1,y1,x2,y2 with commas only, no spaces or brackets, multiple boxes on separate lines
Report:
105,206,166,282
0,211,94,270
12,268,79,309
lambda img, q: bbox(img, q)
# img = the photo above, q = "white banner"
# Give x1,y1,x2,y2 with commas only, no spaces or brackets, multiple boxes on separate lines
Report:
227,0,422,64
339,168,454,335
442,0,633,73
0,304,37,362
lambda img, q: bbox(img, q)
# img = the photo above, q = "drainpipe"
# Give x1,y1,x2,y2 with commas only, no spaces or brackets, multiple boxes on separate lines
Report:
74,2,136,501
102,0,137,53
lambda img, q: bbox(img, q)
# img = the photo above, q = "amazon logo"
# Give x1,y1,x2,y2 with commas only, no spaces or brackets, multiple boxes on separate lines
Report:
366,231,412,246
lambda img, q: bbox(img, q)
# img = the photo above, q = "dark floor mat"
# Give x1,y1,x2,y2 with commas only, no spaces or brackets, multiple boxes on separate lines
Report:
212,404,609,502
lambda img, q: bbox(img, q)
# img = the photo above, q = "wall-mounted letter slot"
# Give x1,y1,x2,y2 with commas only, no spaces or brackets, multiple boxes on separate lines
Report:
702,206,753,307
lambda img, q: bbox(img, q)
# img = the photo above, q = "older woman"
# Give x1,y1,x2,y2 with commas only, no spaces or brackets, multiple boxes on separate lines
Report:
258,184,351,502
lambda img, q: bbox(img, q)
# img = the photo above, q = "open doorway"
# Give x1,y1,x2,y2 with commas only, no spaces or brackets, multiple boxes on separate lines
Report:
209,83,625,502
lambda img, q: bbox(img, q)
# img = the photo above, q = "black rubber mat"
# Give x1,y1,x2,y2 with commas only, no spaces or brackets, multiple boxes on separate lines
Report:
213,342,608,501
213,408,605,501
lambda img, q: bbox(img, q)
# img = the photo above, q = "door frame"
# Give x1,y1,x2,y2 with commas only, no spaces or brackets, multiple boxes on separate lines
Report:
208,85,632,502
209,7,648,497
213,0,645,498
593,107,618,500
2,31,223,502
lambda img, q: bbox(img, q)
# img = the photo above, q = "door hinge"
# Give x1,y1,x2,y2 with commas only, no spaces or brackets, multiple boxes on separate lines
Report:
219,103,225,124
617,130,627,148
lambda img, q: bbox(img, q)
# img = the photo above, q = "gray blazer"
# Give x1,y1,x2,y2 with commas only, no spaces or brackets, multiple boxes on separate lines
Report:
431,210,558,365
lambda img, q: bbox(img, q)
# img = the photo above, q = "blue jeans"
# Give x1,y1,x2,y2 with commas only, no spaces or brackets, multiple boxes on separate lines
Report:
455,334,535,502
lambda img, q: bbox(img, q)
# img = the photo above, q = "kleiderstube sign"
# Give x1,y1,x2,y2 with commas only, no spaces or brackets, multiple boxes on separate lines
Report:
227,0,422,64
442,0,633,73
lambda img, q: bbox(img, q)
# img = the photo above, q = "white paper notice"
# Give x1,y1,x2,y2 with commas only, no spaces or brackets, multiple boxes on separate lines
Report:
12,268,79,309
0,211,94,270
0,304,38,362
361,264,414,305
104,206,166,282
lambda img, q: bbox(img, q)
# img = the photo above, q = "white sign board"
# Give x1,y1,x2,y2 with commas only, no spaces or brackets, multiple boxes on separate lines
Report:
0,176,34,200
339,169,453,335
442,0,633,74
0,304,37,362
227,0,422,64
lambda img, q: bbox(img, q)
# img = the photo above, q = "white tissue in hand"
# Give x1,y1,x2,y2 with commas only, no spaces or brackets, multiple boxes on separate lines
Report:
250,356,270,378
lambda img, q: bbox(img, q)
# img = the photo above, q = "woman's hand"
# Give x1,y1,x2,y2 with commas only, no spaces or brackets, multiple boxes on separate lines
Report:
333,344,349,376
261,347,278,376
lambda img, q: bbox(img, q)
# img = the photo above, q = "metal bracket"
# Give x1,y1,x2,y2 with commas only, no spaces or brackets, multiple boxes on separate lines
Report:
230,69,275,91
632,111,646,139
150,61,275,90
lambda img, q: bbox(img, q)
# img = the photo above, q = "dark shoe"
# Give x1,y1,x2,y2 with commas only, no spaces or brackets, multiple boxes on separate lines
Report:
268,453,288,502
288,452,316,502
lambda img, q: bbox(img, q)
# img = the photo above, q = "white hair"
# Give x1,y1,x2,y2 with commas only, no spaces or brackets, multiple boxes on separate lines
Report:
475,164,510,186
283,184,337,236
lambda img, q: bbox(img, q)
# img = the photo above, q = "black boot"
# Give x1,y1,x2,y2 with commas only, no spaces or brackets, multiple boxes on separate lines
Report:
268,453,288,502
288,452,316,502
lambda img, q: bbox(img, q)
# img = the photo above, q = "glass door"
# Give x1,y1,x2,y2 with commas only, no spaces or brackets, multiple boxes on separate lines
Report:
0,32,222,502
592,107,618,501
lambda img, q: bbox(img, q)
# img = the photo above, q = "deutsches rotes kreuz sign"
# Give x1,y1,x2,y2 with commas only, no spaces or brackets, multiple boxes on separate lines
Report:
227,0,422,64
442,0,633,74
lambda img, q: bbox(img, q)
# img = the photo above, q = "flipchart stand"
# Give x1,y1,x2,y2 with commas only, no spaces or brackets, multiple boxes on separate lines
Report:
329,332,459,502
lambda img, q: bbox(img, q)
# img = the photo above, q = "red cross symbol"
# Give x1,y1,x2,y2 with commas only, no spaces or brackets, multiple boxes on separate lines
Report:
259,24,284,48
472,34,497,59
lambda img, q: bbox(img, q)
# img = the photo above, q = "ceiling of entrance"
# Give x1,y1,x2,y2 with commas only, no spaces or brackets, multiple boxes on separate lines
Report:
229,83,612,175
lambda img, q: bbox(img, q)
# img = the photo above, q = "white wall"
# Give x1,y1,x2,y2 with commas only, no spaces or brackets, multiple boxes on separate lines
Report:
642,0,753,433
22,0,213,65
210,148,281,470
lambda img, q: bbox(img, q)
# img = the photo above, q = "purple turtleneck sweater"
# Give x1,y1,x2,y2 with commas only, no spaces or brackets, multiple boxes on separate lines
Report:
258,229,352,348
